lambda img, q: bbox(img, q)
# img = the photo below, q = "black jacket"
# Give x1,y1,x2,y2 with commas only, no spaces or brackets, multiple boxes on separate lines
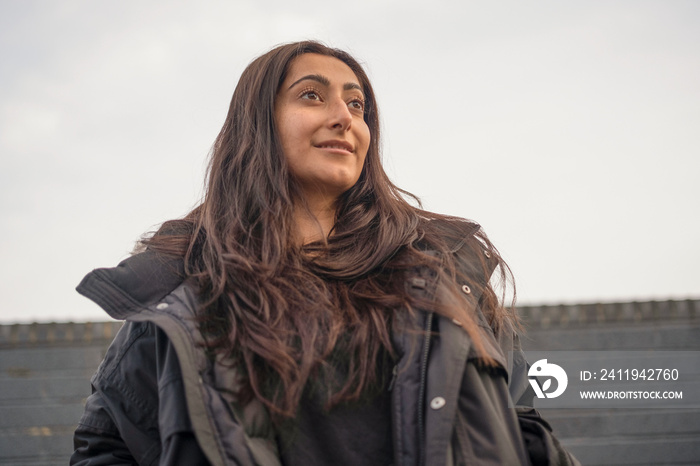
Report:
71,224,579,466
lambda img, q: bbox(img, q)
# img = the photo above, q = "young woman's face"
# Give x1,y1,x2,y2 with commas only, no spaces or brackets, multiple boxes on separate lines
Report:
275,53,370,206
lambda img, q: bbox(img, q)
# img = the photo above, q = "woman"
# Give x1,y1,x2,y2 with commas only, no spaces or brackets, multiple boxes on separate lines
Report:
71,41,578,465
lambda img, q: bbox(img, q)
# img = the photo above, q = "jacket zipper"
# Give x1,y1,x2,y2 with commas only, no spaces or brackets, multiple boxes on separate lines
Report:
417,311,433,466
388,364,398,392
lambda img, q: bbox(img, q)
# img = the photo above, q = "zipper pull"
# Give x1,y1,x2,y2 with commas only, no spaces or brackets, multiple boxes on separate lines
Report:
388,364,398,391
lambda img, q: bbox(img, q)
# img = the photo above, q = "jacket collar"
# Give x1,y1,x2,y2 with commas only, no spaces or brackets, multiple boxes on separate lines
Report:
76,250,185,320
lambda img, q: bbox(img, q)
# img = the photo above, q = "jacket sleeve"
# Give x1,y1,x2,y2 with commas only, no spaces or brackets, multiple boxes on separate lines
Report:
71,392,212,466
506,332,581,466
70,321,212,466
71,390,137,465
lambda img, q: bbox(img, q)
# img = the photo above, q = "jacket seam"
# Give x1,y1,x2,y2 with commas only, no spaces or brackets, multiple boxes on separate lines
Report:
76,416,121,435
94,322,148,382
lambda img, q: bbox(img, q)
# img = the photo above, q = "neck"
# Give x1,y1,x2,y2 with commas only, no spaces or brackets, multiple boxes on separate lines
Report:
293,196,336,245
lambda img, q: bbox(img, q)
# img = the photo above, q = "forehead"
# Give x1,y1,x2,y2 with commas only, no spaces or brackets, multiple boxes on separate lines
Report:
283,53,361,88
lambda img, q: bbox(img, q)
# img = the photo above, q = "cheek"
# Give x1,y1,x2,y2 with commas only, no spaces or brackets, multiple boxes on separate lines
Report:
359,125,371,158
277,116,302,155
279,111,313,150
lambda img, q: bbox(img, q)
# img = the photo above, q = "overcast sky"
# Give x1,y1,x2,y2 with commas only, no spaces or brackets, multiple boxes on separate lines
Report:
1,0,699,323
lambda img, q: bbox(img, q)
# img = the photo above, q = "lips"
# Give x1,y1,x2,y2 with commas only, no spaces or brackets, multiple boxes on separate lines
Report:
315,140,354,153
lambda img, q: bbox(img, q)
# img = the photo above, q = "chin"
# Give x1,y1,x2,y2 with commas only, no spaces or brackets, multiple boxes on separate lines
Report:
319,173,360,194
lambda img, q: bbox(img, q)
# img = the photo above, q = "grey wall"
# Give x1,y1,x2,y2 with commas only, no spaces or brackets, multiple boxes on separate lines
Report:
0,322,122,465
520,299,700,465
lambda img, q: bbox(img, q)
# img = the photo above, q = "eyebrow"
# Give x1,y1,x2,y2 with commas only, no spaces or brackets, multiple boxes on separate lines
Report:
287,74,364,94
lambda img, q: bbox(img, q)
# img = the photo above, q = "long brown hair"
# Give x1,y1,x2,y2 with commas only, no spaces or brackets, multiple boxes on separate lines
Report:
143,41,515,418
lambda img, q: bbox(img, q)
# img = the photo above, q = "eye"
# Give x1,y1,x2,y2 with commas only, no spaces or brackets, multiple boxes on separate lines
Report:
348,97,365,112
299,88,322,101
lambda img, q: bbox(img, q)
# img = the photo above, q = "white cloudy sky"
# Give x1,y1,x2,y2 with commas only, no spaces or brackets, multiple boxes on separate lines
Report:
1,0,699,323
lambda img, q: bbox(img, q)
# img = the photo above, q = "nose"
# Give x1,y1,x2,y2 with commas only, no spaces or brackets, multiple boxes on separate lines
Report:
328,97,353,131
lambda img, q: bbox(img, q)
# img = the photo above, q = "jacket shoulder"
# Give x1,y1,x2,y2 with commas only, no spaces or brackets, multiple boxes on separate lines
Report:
423,217,499,284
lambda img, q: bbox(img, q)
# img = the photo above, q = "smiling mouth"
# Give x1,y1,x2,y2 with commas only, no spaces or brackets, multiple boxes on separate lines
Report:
315,141,354,153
